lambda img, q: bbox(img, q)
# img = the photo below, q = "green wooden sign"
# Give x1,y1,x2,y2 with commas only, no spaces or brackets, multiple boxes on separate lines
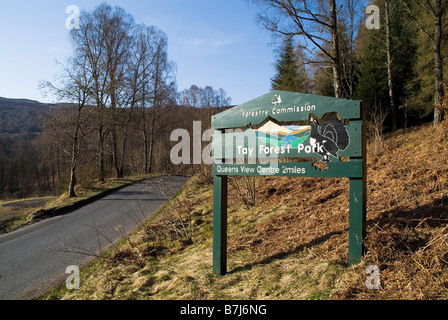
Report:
212,90,366,275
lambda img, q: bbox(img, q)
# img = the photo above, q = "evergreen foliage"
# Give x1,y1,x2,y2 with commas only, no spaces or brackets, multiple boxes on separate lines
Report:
257,0,448,128
356,0,418,129
271,39,310,93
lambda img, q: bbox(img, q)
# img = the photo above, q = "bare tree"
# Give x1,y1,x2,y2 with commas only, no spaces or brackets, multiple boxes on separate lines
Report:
367,103,389,157
41,3,180,186
147,31,177,174
229,176,257,209
178,85,231,109
338,0,363,100
39,56,94,197
251,0,343,97
129,25,177,174
70,3,134,180
251,0,367,98
385,0,398,131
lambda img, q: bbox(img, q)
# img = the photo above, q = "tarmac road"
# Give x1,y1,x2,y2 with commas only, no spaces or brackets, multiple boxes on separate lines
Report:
0,176,189,300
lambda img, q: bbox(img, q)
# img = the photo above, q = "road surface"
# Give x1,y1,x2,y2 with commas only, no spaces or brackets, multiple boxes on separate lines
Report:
0,176,189,300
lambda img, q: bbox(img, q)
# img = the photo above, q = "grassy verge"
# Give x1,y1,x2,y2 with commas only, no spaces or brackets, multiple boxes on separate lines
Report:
42,175,353,300
0,175,154,235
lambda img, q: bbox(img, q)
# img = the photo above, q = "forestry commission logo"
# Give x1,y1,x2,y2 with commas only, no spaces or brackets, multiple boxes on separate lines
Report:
271,94,282,106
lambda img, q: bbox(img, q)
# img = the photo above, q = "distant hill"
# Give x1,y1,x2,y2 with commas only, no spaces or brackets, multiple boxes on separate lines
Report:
0,97,53,135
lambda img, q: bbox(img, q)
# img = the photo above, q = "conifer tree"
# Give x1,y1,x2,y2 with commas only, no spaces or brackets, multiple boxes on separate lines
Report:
271,39,310,93
403,0,448,127
356,0,416,129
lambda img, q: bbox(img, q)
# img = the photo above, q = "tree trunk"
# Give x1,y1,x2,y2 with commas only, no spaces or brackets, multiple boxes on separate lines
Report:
329,0,342,98
111,125,123,178
434,0,445,126
148,61,161,174
98,125,105,182
385,0,398,131
143,118,150,174
110,92,122,178
141,87,150,175
68,167,77,198
148,113,156,174
118,124,129,178
68,138,78,198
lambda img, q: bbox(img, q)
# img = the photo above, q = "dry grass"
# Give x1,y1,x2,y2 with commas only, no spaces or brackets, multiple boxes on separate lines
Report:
0,196,57,232
335,122,448,299
47,122,448,300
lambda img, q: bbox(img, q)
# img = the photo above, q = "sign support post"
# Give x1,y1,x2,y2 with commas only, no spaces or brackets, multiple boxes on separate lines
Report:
212,174,228,275
348,174,366,265
348,104,367,266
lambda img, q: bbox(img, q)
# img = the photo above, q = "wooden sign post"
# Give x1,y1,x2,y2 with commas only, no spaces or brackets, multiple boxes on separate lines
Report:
211,91,366,275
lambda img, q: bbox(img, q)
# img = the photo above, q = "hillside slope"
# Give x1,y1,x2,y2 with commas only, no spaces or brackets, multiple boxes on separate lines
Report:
0,97,52,135
50,122,448,300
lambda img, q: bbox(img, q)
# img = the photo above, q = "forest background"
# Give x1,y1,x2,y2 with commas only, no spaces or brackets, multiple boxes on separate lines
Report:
0,0,447,200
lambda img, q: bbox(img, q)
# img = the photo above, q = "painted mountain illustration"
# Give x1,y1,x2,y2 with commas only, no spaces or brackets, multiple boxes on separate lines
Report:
255,121,311,148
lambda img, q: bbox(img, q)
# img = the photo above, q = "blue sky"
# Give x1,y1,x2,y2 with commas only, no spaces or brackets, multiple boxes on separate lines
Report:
0,0,277,105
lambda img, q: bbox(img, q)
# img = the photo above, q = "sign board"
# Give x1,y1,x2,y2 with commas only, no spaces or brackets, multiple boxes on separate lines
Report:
211,91,366,275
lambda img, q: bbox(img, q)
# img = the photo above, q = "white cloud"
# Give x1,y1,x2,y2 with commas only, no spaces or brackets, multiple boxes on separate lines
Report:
175,34,245,55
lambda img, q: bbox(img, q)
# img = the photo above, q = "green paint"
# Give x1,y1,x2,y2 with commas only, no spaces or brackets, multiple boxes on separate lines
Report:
212,90,361,129
348,177,366,266
213,162,363,178
212,174,228,275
